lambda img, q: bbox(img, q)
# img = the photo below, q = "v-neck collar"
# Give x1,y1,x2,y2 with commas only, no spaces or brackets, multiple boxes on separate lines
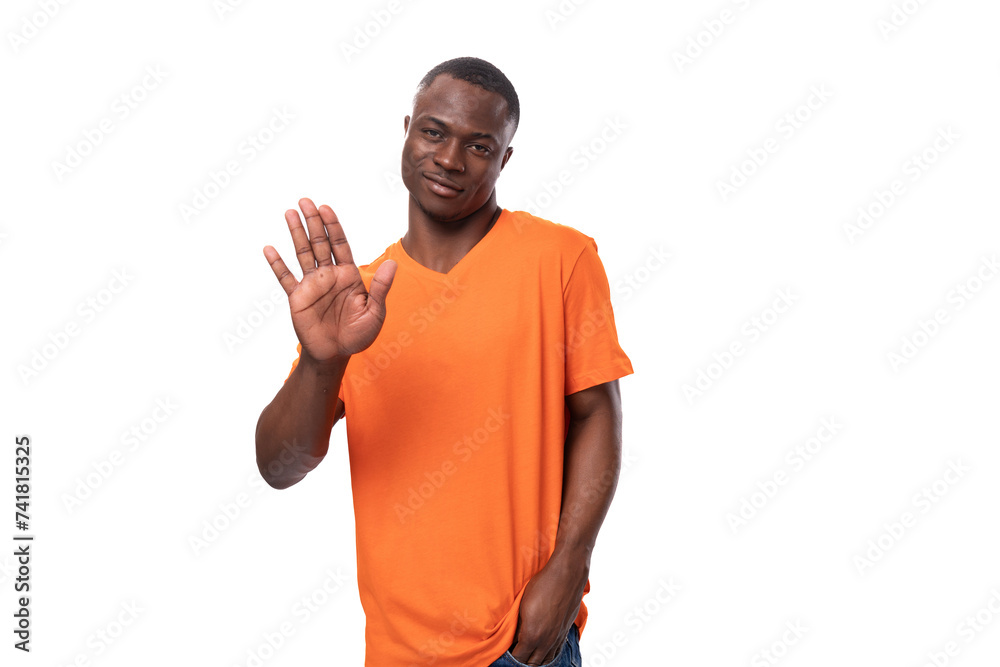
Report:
392,208,508,281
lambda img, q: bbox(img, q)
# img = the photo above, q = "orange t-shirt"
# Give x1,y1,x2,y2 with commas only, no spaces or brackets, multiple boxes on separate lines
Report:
284,208,633,666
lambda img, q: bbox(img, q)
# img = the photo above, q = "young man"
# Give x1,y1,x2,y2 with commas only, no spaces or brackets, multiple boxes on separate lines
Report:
256,57,633,667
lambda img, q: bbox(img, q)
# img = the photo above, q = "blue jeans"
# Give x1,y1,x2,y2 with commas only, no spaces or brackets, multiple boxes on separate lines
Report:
488,624,581,667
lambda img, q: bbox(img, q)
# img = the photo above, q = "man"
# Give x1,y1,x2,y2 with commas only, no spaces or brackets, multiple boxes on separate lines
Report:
256,57,633,667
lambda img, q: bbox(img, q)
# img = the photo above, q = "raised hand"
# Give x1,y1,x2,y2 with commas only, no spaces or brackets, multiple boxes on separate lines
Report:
263,198,396,364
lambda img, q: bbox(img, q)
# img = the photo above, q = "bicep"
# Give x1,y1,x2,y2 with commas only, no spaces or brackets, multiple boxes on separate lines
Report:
565,379,621,422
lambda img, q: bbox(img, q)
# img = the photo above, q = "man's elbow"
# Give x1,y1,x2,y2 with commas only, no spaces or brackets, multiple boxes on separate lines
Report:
255,439,325,490
258,465,304,490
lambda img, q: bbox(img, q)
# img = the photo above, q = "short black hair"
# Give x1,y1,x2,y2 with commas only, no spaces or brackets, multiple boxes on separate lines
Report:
413,56,520,135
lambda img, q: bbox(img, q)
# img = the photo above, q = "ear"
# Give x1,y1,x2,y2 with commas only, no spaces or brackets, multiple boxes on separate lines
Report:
500,145,514,171
403,115,410,135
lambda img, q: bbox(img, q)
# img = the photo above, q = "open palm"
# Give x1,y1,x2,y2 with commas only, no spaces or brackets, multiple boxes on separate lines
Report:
263,198,396,363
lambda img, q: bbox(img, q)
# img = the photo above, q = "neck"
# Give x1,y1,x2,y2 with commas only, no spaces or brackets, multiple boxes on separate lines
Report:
402,194,502,274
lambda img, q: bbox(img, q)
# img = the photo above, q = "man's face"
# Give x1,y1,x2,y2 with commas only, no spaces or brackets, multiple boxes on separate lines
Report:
401,74,514,223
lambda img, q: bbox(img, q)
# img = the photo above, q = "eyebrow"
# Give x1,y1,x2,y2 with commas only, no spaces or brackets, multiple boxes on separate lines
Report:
425,116,497,141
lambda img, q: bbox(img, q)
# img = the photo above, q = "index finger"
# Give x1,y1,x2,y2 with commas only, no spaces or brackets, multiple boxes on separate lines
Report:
263,245,298,296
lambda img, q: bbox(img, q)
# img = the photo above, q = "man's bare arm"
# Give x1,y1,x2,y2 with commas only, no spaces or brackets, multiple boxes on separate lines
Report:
510,379,623,665
554,378,623,558
255,197,395,490
255,353,348,489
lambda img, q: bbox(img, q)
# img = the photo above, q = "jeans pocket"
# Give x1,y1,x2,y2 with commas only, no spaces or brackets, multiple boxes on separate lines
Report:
503,627,571,667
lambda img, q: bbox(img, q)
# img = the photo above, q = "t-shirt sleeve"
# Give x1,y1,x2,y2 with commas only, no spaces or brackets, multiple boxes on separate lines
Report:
562,237,634,395
285,343,346,405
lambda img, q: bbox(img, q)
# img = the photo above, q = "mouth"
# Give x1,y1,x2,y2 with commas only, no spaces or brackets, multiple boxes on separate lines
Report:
423,173,462,198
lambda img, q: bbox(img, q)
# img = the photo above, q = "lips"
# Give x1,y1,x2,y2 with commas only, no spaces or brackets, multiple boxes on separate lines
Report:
424,173,462,197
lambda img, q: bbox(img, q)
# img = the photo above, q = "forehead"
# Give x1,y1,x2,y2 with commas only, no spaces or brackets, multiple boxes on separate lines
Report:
413,75,511,138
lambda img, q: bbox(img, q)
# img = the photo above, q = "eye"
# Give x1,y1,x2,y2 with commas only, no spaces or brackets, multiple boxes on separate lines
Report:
423,129,442,138
472,144,490,153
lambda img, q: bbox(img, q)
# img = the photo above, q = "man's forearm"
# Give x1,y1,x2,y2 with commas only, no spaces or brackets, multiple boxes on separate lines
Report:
552,393,623,565
255,353,348,489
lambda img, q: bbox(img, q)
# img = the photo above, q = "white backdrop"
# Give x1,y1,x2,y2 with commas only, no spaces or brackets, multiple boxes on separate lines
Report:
3,0,1000,665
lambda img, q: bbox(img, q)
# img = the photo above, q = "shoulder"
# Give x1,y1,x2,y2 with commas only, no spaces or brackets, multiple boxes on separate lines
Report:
503,209,596,259
502,209,609,292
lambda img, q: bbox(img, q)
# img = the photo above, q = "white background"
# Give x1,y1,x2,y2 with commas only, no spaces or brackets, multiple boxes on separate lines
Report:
3,0,1000,665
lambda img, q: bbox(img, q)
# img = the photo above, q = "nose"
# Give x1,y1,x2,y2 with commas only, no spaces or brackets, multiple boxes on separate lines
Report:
433,138,465,173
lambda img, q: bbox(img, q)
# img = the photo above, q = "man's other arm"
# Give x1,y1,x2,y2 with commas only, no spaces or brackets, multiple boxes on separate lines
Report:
510,380,623,664
555,378,623,566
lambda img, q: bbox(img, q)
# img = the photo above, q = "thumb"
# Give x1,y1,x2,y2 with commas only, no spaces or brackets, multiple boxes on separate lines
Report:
367,259,397,312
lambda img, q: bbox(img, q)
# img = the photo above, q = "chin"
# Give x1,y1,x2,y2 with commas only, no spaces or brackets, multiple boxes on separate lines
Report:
413,194,469,223
427,207,469,224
